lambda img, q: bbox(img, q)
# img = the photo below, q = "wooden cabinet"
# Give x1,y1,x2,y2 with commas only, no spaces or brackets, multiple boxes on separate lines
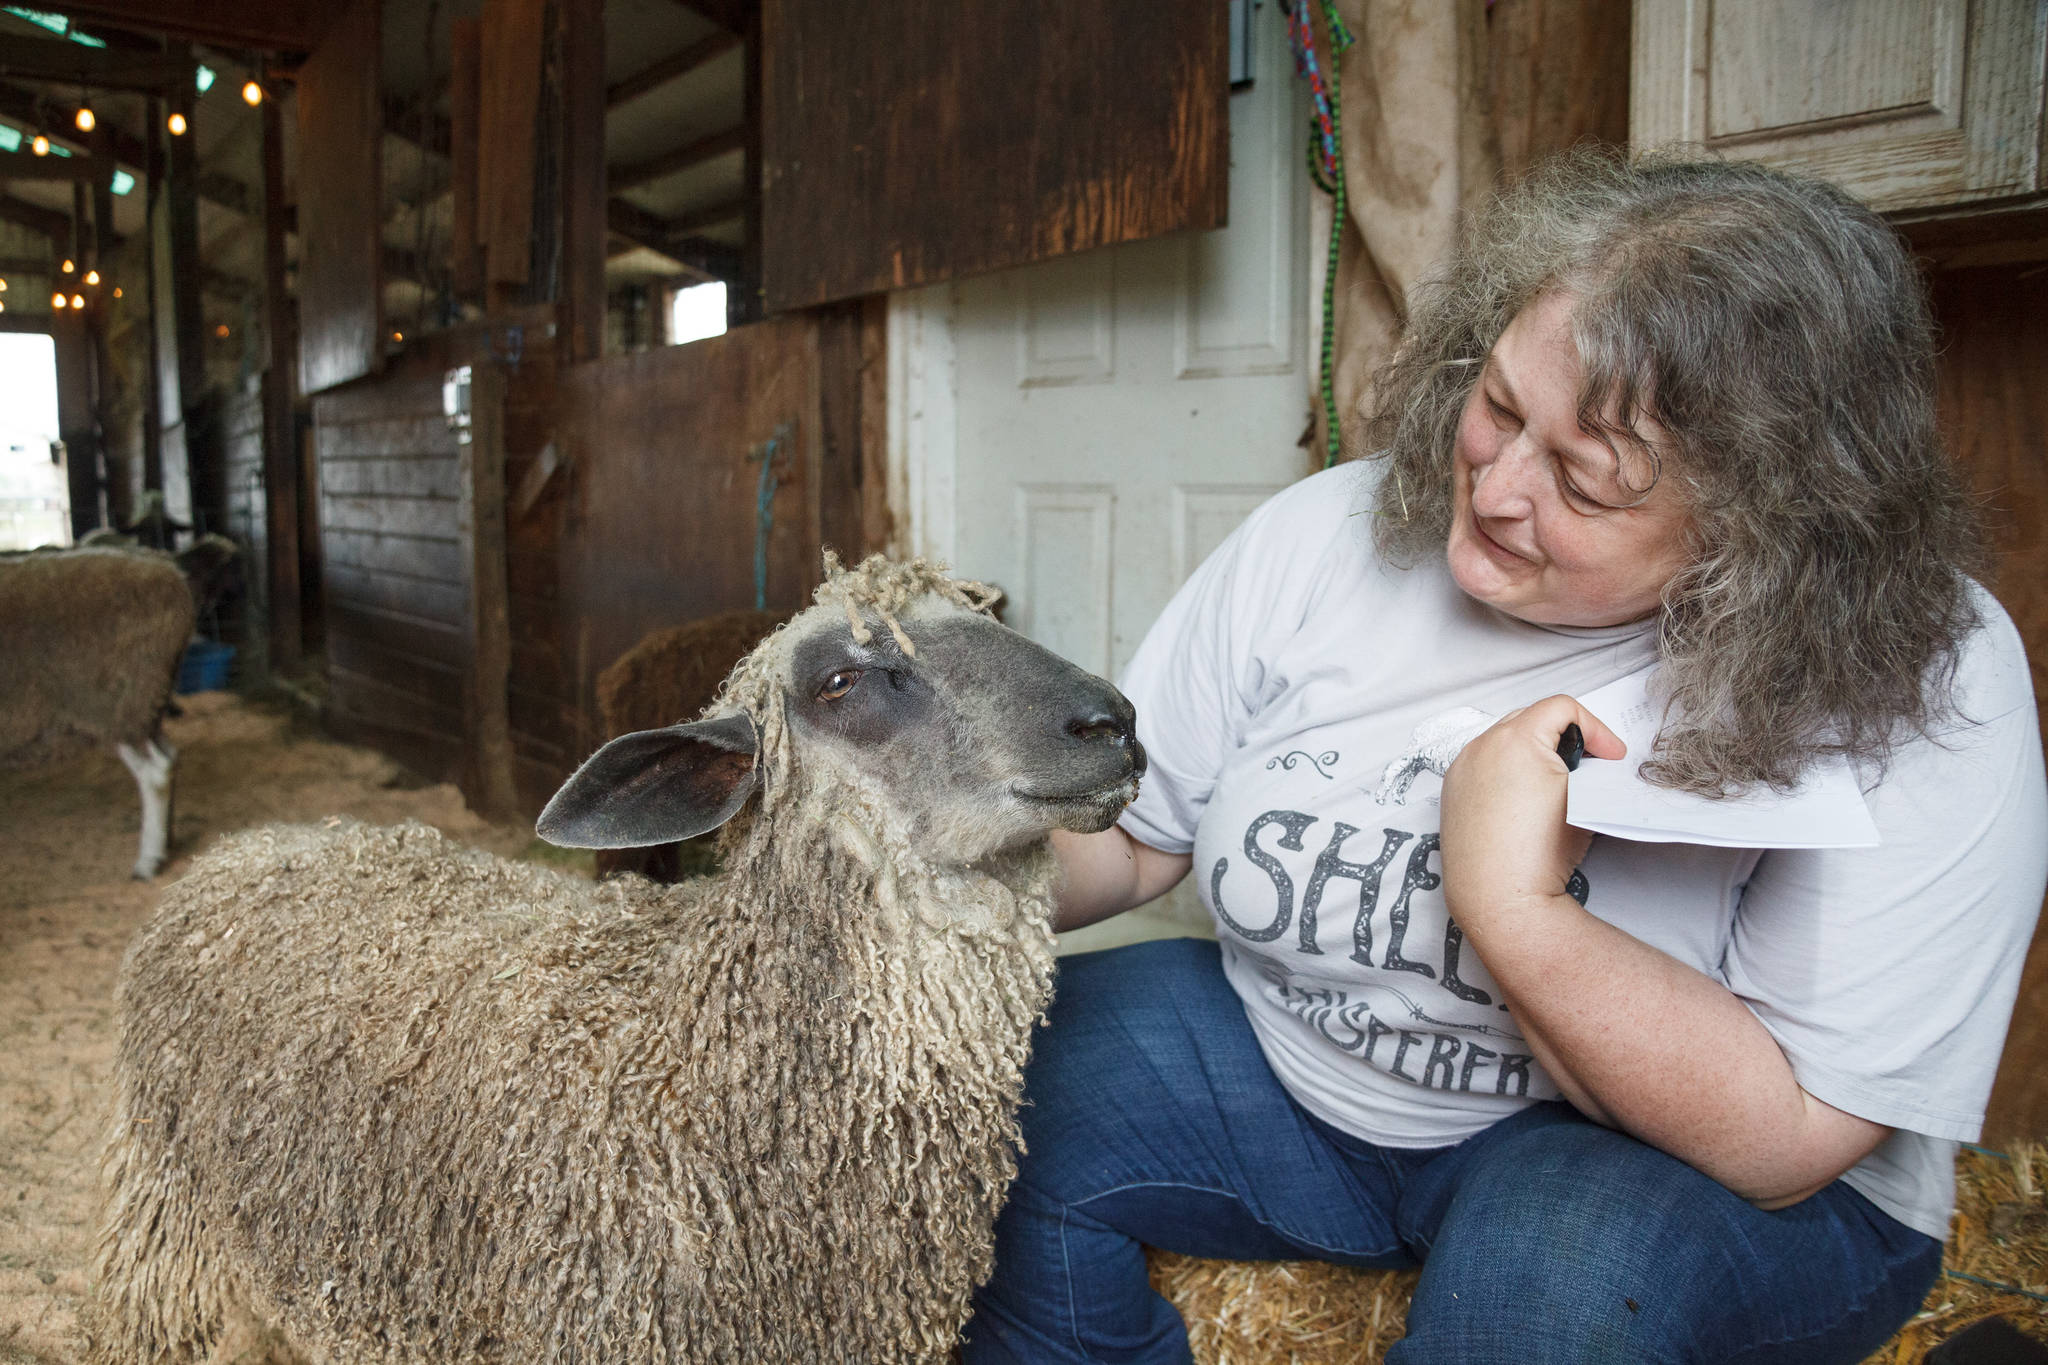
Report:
1631,0,2048,215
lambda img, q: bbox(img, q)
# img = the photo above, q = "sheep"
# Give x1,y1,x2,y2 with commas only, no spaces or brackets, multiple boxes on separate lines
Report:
86,552,1148,1365
0,543,207,878
592,605,788,883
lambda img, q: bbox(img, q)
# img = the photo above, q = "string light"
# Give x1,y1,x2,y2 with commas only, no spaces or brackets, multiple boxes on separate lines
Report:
74,106,94,133
112,286,121,298
167,111,187,136
84,269,99,285
31,134,49,156
51,292,65,309
60,259,73,274
69,293,83,308
214,323,230,338
0,278,9,292
241,80,263,106
392,330,404,343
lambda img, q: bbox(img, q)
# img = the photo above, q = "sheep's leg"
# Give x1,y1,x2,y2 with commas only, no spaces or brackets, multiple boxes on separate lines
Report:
118,738,177,879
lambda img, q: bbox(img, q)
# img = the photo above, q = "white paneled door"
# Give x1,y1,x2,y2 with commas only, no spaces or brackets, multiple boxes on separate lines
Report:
888,10,1313,944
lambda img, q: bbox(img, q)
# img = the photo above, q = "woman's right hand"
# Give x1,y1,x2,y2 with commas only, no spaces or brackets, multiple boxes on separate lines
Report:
1049,827,1191,931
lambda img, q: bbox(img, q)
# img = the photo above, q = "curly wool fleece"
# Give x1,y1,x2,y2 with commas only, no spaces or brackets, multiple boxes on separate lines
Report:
87,557,1061,1365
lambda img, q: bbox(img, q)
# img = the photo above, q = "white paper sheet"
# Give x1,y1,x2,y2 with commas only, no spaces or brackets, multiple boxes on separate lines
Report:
1565,670,1880,849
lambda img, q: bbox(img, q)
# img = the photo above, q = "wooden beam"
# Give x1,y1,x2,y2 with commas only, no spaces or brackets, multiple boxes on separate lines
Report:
36,0,333,53
0,190,68,238
609,125,744,193
479,0,546,293
560,0,607,363
664,0,755,35
670,194,744,236
0,150,114,182
0,34,193,90
604,197,737,280
605,31,739,108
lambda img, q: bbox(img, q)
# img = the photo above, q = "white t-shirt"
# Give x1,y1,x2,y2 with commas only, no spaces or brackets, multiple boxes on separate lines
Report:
1116,463,2047,1240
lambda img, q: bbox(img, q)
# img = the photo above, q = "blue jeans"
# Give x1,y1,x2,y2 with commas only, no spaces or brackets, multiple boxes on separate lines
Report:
963,938,1941,1364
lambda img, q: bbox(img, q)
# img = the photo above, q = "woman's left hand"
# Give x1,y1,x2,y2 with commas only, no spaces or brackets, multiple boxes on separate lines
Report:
1438,695,1625,934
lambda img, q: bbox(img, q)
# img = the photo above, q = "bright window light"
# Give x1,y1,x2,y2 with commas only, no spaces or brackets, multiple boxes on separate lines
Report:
0,126,19,153
4,8,104,44
110,169,134,195
670,281,727,345
196,64,216,94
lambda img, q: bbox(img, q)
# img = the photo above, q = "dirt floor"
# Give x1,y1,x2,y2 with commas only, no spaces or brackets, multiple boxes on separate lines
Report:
0,691,577,1365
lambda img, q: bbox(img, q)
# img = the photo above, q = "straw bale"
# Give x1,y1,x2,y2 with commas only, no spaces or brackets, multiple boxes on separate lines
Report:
1145,1144,2047,1363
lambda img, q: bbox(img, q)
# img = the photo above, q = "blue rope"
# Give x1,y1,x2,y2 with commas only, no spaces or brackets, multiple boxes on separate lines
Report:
750,424,793,610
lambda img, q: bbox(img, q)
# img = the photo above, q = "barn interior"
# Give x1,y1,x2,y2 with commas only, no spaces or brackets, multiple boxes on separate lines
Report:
3,1,2048,1359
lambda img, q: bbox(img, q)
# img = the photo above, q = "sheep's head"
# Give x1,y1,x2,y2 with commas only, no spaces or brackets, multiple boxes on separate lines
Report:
536,554,1146,867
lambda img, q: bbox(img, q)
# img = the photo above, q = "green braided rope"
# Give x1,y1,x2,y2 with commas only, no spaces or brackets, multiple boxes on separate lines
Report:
1316,1,1354,469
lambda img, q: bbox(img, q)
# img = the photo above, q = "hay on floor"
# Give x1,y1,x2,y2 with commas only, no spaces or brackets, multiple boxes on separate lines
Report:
1147,1143,2047,1364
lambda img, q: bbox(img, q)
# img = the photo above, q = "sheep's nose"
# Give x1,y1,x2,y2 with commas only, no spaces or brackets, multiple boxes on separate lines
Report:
1065,702,1145,777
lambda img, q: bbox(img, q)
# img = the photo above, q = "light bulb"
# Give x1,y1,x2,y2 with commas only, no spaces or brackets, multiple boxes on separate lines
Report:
0,279,9,291
31,135,49,156
167,112,187,136
70,294,83,309
84,270,99,285
112,286,122,298
60,259,73,274
51,293,65,309
392,331,404,343
74,107,94,133
214,323,230,338
241,80,263,106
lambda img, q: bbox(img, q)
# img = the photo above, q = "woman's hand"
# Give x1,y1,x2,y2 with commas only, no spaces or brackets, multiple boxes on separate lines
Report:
1437,695,1624,931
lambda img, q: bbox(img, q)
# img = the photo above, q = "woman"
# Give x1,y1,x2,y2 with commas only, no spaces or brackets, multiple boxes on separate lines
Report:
960,150,2047,1363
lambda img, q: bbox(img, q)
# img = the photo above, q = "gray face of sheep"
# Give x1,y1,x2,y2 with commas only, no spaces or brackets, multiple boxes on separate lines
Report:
536,604,1146,862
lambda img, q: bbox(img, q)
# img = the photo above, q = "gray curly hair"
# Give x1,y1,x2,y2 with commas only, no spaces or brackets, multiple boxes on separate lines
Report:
1361,146,1984,795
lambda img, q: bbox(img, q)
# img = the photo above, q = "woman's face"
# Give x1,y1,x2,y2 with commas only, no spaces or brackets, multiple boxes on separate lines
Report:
1446,291,1693,628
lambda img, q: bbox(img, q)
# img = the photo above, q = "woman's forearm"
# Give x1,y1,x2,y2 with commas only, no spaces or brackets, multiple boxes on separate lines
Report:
1048,826,1191,931
1460,890,1887,1204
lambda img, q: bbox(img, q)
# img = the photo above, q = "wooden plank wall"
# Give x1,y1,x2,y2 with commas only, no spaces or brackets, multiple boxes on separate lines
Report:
313,360,469,782
1932,261,2048,1145
759,0,1229,311
296,0,383,395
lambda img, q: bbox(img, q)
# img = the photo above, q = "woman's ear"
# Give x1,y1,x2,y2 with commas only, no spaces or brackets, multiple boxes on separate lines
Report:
536,714,759,849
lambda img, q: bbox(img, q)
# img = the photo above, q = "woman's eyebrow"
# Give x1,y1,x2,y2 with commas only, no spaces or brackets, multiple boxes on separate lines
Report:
1483,356,1617,481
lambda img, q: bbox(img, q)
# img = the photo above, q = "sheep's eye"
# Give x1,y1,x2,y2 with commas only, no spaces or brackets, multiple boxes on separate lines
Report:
818,669,863,701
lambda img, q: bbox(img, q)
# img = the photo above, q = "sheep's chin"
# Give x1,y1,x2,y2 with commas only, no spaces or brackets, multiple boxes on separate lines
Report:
1015,775,1143,836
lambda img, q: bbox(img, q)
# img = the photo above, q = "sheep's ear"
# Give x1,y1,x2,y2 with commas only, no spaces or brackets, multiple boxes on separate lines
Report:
536,714,759,848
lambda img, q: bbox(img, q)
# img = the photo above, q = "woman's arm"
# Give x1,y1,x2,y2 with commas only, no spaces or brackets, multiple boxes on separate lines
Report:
1048,826,1192,932
1439,696,1890,1206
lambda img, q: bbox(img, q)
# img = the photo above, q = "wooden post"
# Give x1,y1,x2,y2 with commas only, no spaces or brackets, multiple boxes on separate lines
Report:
449,15,483,299
165,66,212,534
558,0,606,362
261,91,302,675
89,123,117,526
456,362,519,819
737,3,762,326
479,0,546,310
140,94,163,499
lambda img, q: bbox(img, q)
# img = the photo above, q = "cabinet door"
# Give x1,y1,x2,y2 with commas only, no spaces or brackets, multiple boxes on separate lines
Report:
1632,0,2047,212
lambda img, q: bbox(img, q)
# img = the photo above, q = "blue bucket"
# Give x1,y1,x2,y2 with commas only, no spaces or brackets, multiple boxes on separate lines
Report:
176,639,236,694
